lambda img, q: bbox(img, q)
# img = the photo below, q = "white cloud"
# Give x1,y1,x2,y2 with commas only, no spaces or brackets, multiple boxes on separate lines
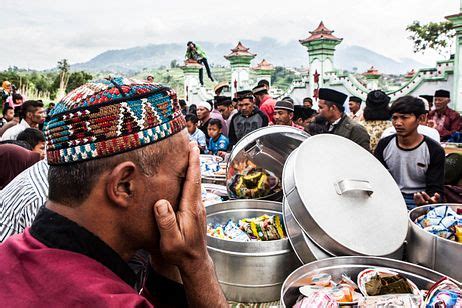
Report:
0,0,458,70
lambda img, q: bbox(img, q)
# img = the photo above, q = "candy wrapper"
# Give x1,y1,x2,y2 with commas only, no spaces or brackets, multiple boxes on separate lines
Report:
415,206,461,244
207,214,286,241
296,273,364,307
357,294,423,307
424,278,462,307
292,292,338,308
223,220,250,242
358,268,420,297
200,155,225,177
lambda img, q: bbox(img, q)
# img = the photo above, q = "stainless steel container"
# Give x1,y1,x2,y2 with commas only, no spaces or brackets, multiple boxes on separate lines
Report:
282,134,409,260
202,183,228,197
206,200,301,302
200,154,227,185
281,256,461,307
226,126,309,201
407,203,462,282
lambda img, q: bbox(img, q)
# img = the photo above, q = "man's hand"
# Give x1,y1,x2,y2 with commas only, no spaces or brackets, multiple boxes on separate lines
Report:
427,120,435,128
413,191,440,206
153,141,227,307
217,151,226,159
153,141,207,268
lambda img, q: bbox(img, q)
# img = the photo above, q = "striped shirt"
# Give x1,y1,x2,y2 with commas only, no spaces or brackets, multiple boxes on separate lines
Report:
0,160,48,242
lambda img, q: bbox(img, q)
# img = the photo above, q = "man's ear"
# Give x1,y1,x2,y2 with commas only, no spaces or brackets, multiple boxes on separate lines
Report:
106,161,137,208
418,114,426,124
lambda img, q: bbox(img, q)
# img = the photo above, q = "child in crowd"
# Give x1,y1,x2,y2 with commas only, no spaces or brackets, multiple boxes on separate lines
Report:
207,119,229,157
185,114,207,153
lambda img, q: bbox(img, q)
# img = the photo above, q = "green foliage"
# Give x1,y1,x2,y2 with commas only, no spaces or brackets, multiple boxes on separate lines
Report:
406,21,455,55
66,71,93,92
271,66,295,89
0,68,92,102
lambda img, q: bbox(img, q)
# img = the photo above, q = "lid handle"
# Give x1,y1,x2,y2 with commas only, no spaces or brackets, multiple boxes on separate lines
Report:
334,179,374,196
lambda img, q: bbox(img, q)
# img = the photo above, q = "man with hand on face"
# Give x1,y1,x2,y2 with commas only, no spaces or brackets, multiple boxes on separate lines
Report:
0,78,227,307
272,100,304,129
228,90,268,146
317,88,370,151
375,96,445,210
428,89,461,141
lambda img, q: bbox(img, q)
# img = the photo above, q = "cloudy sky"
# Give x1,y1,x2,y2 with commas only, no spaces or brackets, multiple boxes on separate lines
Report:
0,0,458,70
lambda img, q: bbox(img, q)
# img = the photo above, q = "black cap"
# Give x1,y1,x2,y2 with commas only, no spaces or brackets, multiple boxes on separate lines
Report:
319,88,348,107
275,100,294,112
349,96,362,104
214,96,230,103
252,85,267,95
419,95,433,103
434,89,450,98
366,90,390,108
236,90,254,101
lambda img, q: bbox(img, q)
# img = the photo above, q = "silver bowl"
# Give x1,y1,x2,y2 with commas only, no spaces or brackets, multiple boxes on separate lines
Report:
206,200,301,302
281,256,461,307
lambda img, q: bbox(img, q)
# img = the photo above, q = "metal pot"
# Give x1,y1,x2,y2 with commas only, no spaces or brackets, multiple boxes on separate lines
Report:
206,200,301,302
283,197,332,264
281,256,461,307
226,126,309,201
407,203,462,282
201,154,227,185
282,135,408,259
202,183,228,197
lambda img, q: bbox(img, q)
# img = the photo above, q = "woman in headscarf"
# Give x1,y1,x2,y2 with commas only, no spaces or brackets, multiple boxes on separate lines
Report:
0,144,40,189
359,90,392,152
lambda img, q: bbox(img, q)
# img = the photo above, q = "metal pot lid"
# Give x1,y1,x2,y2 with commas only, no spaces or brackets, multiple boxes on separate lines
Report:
282,197,332,264
283,134,408,257
226,126,309,200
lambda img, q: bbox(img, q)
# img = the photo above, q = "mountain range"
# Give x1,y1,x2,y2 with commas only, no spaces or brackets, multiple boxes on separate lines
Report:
71,37,429,75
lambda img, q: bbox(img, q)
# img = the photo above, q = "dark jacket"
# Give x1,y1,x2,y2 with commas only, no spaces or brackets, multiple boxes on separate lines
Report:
228,108,268,146
331,114,371,151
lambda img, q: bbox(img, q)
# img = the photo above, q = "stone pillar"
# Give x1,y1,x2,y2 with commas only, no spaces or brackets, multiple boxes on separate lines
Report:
181,60,202,103
363,67,381,91
253,59,275,87
447,4,462,111
224,42,256,97
299,22,342,99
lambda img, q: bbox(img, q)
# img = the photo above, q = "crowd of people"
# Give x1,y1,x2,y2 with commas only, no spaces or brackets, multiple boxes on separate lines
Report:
181,82,459,211
0,73,460,306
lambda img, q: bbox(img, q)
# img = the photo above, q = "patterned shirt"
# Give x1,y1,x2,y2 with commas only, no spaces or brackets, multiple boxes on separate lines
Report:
0,160,48,242
360,120,392,153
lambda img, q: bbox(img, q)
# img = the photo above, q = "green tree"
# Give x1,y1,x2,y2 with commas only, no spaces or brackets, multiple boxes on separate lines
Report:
406,21,455,55
66,71,93,92
57,59,70,91
170,59,178,68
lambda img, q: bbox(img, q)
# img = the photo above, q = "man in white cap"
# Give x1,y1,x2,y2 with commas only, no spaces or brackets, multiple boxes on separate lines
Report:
196,101,227,142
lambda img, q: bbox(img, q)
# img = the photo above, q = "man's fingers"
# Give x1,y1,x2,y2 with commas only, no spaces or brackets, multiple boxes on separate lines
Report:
179,142,202,212
431,193,441,203
154,199,181,242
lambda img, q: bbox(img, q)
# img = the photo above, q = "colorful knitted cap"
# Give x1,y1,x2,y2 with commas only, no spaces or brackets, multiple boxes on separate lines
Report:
45,76,186,165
